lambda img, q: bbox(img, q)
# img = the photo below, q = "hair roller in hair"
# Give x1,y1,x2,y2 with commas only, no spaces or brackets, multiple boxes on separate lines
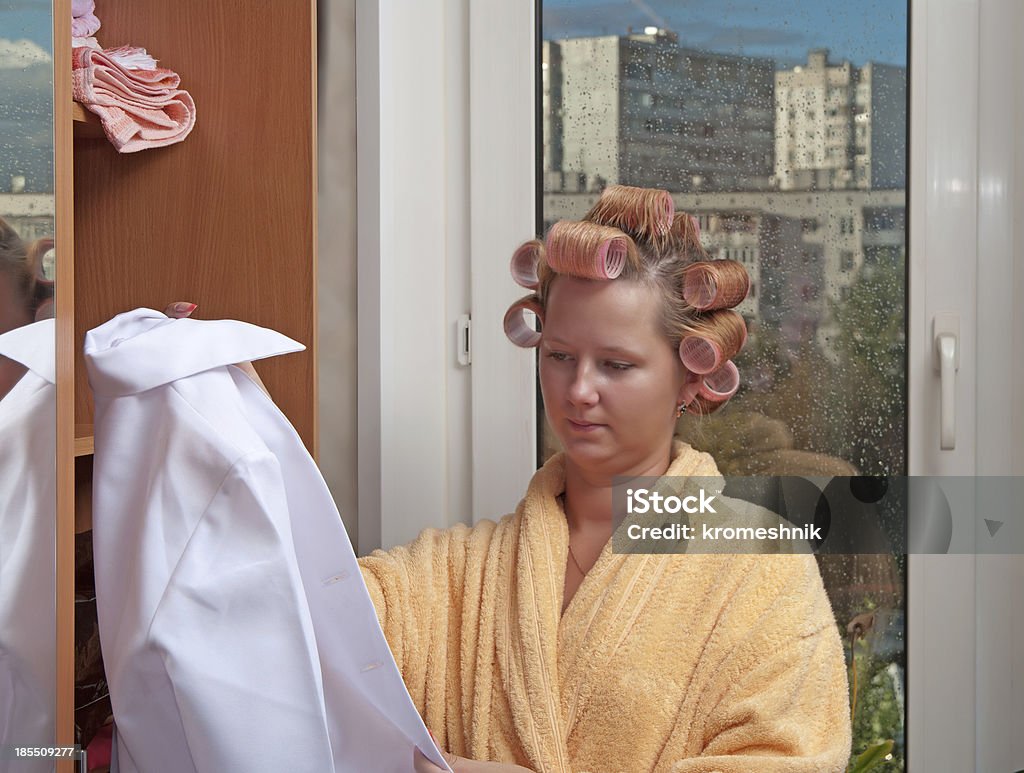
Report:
698,360,740,402
545,220,634,280
510,240,542,290
26,237,55,289
678,310,747,374
503,296,544,348
586,185,675,239
682,260,750,310
671,212,704,256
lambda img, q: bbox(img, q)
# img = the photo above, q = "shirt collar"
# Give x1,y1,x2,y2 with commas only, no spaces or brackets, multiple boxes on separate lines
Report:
84,308,305,396
0,319,56,385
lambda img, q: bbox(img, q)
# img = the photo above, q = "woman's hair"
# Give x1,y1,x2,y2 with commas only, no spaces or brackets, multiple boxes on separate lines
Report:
504,184,749,415
0,215,54,322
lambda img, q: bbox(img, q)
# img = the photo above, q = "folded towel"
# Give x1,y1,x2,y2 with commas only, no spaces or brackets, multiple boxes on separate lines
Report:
72,46,196,153
360,441,853,772
71,0,94,17
71,12,101,38
104,45,158,72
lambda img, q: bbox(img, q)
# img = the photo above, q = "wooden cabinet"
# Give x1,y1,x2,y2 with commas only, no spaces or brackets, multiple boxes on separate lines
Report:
53,2,318,764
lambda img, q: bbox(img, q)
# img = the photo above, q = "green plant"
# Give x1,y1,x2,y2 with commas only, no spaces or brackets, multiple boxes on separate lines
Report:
848,740,894,773
846,605,903,771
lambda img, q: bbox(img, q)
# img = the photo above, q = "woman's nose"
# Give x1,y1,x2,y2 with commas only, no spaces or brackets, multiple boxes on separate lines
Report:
567,362,598,406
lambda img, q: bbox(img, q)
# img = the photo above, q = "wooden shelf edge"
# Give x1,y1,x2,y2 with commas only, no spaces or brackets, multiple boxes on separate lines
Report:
71,101,105,138
74,425,94,457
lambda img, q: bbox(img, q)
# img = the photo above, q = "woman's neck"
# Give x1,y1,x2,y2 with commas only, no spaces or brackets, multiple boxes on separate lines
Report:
562,445,674,534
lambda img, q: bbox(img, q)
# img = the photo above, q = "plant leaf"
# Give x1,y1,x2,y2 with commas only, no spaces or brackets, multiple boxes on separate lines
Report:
848,740,894,773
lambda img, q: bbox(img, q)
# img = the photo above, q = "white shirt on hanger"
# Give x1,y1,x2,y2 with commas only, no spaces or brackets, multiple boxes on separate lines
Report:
0,319,56,773
85,309,448,773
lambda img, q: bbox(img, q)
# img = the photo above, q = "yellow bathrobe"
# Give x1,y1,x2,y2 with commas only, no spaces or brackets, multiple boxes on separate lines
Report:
359,442,852,772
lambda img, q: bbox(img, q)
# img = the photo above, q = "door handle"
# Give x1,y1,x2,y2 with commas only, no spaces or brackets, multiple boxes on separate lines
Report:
932,314,960,450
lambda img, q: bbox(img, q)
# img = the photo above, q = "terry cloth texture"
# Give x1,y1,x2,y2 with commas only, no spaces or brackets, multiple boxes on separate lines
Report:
72,45,195,153
360,441,852,773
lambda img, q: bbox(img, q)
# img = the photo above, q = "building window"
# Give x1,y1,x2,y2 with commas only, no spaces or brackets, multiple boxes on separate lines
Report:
841,250,855,270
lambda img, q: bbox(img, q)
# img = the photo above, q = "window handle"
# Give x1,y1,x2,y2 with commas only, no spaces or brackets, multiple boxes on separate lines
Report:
933,314,960,450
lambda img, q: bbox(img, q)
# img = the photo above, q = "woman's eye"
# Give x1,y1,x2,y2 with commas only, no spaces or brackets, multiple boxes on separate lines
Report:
606,361,634,371
546,351,571,362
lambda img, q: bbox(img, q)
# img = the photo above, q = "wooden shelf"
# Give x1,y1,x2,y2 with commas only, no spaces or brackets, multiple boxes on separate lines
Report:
71,101,105,138
74,425,94,457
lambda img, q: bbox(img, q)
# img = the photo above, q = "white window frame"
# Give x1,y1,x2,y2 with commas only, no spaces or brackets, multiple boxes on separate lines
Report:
358,0,1024,767
910,0,1023,770
356,0,534,552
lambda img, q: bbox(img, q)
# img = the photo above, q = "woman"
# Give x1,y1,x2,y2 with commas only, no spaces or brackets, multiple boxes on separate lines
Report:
362,185,852,772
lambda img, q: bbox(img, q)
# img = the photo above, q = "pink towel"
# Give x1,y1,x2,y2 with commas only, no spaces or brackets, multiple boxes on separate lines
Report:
72,46,196,153
71,0,94,17
71,12,101,38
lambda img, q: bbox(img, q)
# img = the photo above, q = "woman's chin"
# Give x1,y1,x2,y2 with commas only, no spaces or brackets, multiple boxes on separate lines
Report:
560,437,624,473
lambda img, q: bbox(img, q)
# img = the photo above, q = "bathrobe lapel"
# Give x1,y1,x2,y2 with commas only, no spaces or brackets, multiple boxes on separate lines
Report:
495,459,574,773
515,444,723,752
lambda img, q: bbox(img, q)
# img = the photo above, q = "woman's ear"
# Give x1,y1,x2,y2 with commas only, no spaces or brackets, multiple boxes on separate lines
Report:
677,370,702,407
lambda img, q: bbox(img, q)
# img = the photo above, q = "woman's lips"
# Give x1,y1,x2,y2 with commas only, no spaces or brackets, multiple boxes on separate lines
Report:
567,418,605,432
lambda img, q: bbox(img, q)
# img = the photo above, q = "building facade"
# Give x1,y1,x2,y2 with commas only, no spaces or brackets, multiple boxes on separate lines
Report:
774,50,906,191
545,31,776,193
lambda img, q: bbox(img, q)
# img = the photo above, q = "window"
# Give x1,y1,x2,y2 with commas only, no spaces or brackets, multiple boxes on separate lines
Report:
541,3,908,766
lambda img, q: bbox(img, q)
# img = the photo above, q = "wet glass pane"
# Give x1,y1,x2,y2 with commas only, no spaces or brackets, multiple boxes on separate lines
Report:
541,2,907,767
0,0,57,761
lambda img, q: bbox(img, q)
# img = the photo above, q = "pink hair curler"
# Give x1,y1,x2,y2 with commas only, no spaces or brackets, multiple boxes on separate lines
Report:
510,240,541,290
546,220,630,280
682,260,750,310
595,237,628,279
653,190,675,235
588,185,675,239
698,360,740,402
503,296,544,348
679,335,723,375
678,310,747,374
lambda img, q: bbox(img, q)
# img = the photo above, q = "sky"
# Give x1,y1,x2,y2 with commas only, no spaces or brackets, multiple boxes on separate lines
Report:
0,2,52,49
543,0,908,68
0,1,54,193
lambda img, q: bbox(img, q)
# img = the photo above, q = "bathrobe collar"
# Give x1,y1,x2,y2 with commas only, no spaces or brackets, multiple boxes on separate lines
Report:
84,308,304,396
0,319,56,385
499,441,723,770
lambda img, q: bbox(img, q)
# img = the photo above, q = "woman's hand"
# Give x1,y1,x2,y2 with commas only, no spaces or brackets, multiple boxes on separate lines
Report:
413,747,536,773
163,302,270,397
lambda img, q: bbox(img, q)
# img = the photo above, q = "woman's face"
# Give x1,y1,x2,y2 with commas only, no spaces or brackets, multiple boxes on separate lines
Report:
539,276,692,481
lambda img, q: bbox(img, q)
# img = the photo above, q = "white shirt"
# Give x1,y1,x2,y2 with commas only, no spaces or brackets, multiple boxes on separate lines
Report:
0,319,56,773
85,309,447,773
